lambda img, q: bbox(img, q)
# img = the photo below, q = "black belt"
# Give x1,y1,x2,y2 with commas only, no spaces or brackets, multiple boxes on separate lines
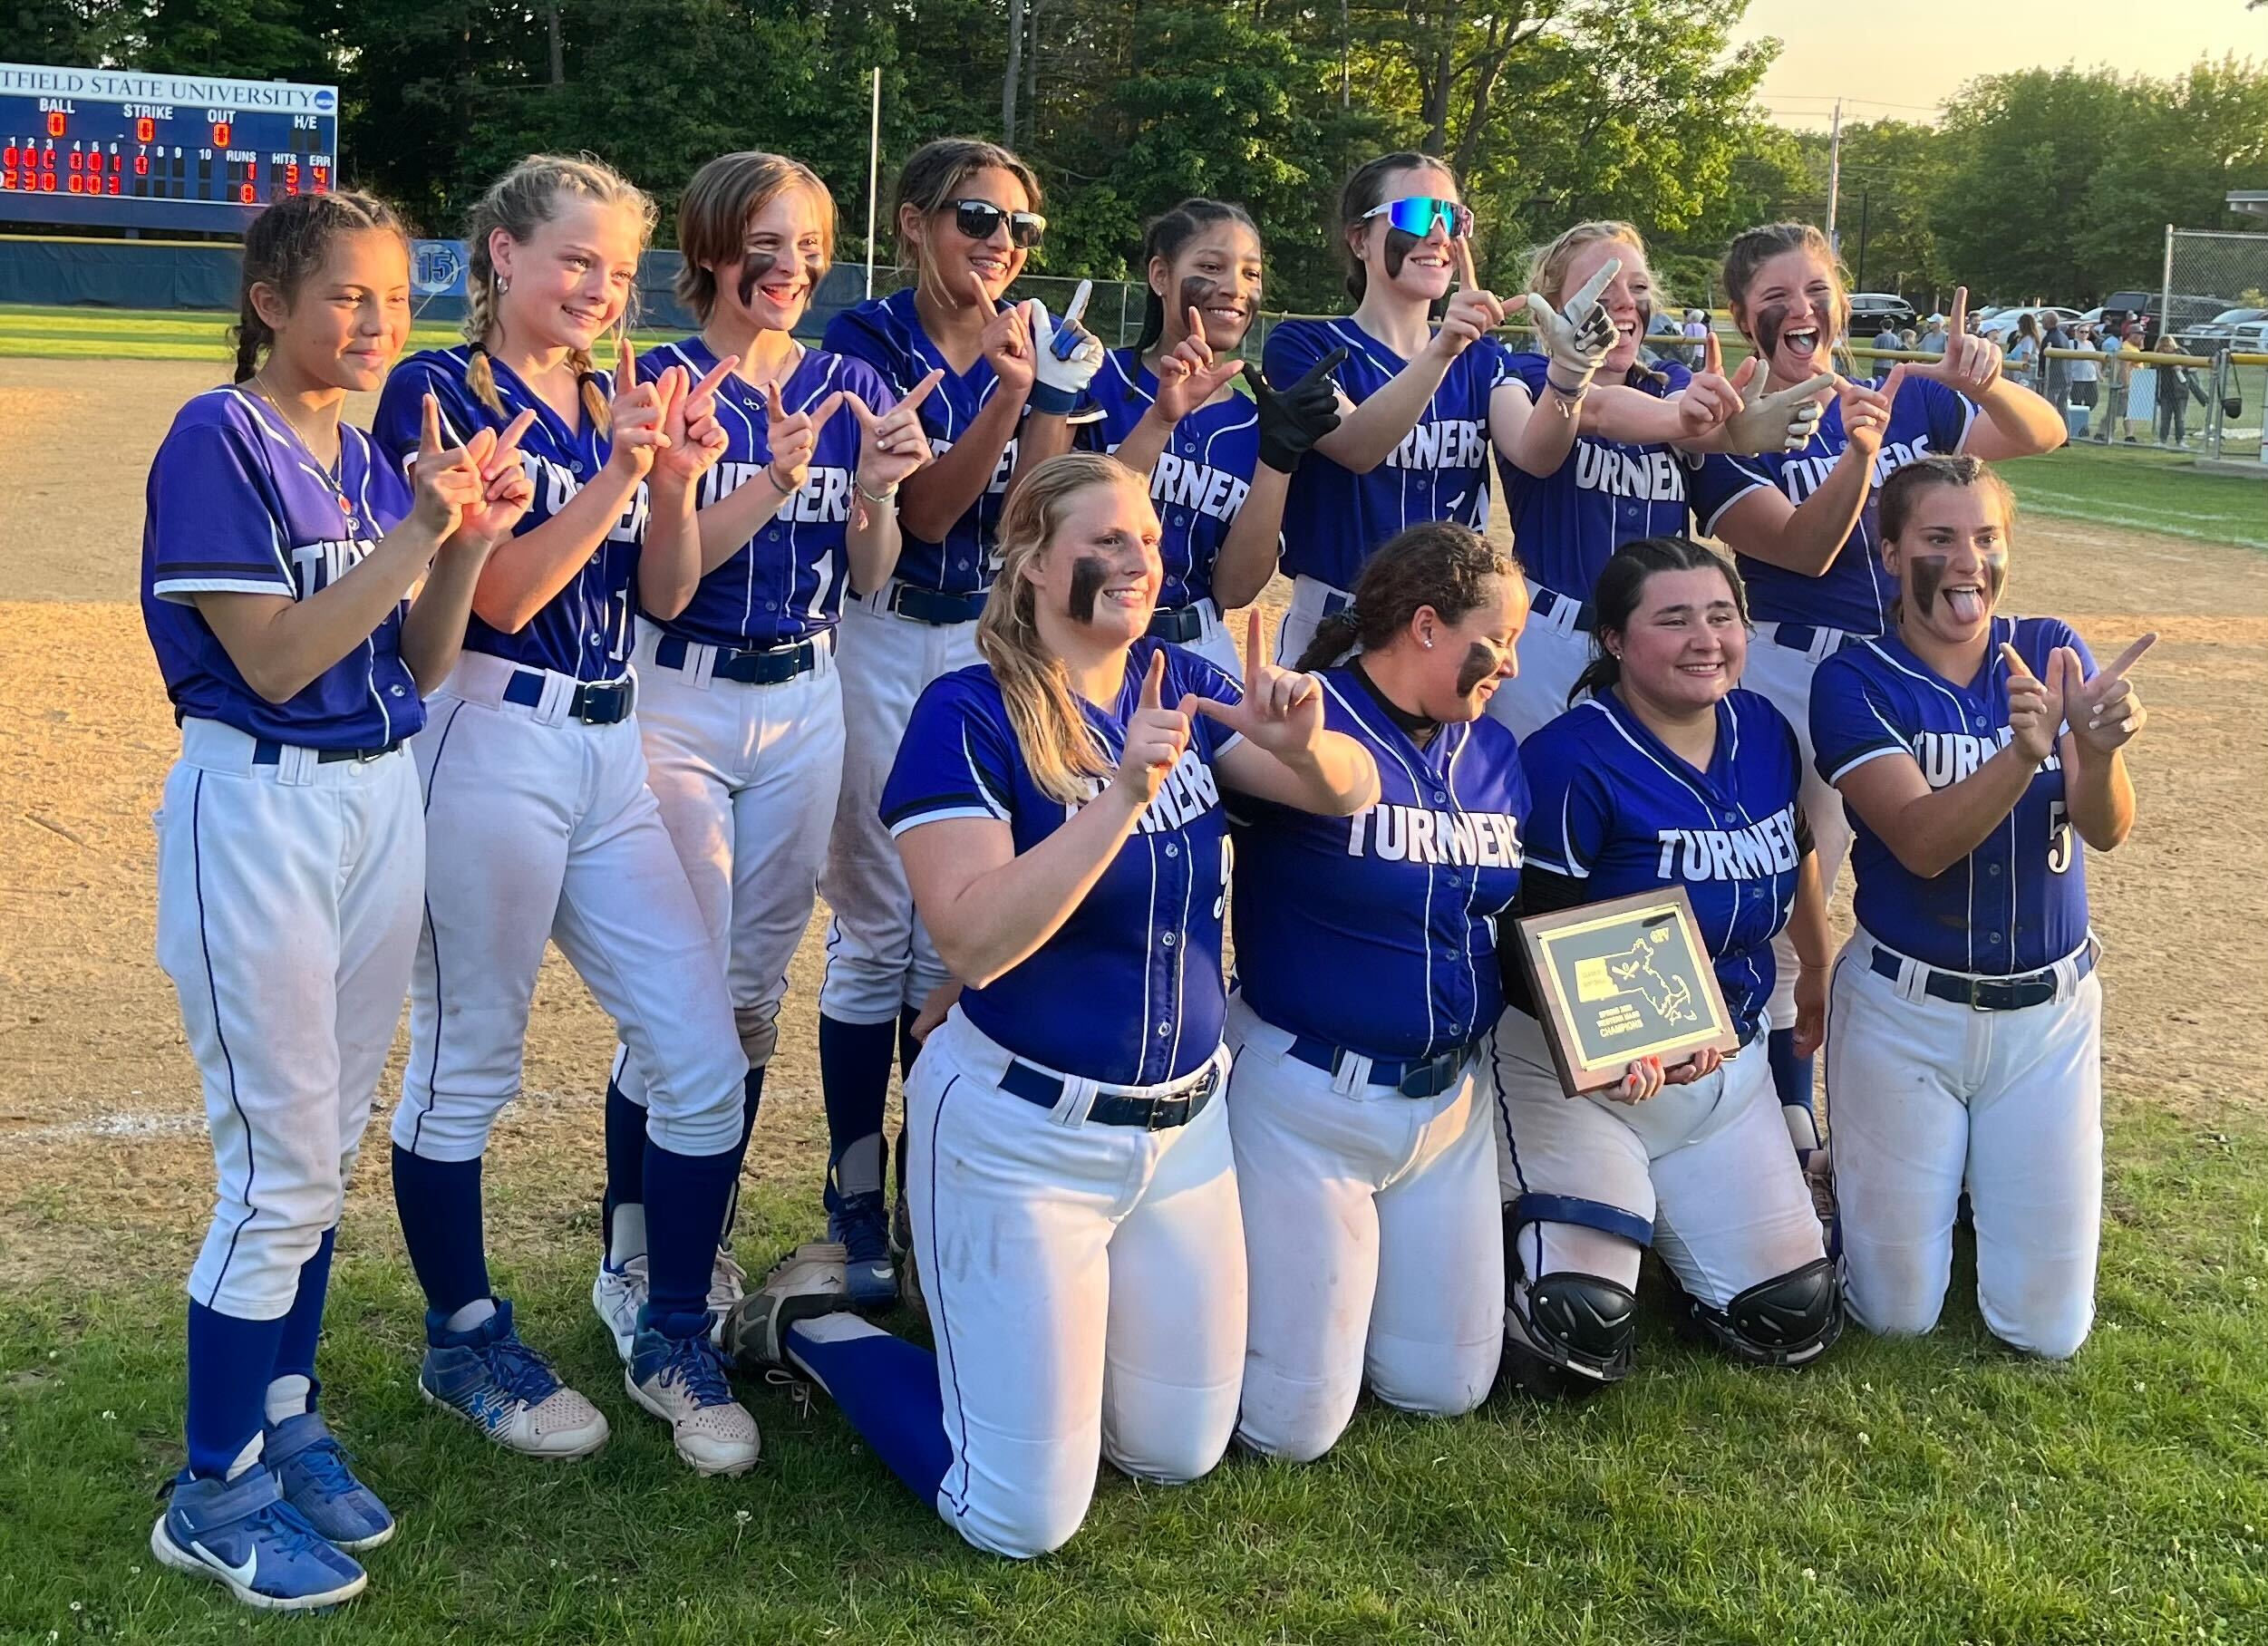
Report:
1148,602,1211,644
999,1059,1221,1130
1870,944,2096,1012
501,669,635,724
887,584,988,626
652,634,820,685
1531,586,1595,633
1285,1034,1479,1099
252,738,402,766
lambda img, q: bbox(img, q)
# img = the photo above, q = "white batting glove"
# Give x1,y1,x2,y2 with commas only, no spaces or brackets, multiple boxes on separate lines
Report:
1527,257,1621,397
1025,280,1104,415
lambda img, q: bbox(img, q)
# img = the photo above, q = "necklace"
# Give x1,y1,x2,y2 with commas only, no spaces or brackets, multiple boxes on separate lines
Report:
247,373,357,528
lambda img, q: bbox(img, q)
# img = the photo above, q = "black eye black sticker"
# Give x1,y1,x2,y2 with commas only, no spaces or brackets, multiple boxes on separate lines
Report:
1454,640,1497,696
1069,554,1110,625
736,248,780,312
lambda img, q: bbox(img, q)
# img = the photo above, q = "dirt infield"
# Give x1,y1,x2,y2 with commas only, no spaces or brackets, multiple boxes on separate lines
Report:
3,356,2262,1290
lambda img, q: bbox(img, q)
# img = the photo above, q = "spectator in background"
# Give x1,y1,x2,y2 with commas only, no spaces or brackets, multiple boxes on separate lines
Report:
1899,326,1919,353
2064,322,2100,439
1682,307,1711,370
2101,324,2130,442
2151,331,2191,447
1919,315,1949,355
2040,313,2072,412
2005,313,2040,392
1872,315,1904,375
2119,323,2156,443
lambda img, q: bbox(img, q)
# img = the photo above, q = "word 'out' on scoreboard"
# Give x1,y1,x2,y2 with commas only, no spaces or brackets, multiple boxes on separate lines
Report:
1,62,338,233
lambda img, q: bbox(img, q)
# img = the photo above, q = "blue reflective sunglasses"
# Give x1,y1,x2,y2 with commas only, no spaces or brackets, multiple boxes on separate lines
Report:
1362,195,1473,240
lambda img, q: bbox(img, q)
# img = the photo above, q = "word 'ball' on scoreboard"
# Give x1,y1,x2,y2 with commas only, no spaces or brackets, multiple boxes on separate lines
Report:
1,63,338,233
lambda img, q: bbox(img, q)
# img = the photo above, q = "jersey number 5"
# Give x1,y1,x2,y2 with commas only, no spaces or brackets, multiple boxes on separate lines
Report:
2047,799,2073,875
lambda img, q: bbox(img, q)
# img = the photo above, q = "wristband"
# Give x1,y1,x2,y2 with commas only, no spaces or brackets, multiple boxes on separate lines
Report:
856,477,900,505
1027,382,1084,416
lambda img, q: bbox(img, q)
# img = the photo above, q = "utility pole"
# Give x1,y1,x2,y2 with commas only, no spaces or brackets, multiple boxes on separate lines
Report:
1826,98,1843,248
1003,0,1025,144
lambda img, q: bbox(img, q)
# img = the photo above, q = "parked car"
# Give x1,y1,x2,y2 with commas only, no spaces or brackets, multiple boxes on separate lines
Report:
1980,305,2084,342
2221,320,2268,355
1847,291,1916,332
2098,290,2226,344
2185,306,2268,347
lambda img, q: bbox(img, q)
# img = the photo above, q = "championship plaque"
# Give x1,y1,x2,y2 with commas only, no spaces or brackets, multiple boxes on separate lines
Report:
1513,888,1740,1096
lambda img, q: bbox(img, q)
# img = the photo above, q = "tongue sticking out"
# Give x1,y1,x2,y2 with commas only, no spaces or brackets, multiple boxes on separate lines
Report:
1945,587,1985,624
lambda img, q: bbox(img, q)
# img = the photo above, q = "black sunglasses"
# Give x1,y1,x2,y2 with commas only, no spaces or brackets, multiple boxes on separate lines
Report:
950,199,1046,248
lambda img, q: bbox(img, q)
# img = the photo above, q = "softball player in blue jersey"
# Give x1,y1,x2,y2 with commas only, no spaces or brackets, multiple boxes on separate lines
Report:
815,138,1103,1308
1707,227,2068,1150
1226,523,1527,1461
143,192,530,1610
1487,219,1843,743
376,155,764,1477
588,151,940,1357
1081,198,1342,673
1813,457,2146,1359
1489,537,1841,1395
722,452,1376,1558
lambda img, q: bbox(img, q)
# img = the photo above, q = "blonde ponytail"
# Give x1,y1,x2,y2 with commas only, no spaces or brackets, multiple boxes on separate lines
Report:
460,153,656,428
974,453,1144,806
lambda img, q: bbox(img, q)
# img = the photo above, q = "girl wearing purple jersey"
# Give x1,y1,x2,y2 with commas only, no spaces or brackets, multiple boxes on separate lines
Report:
589,150,939,1360
1488,537,1841,1397
1710,228,2066,1154
1813,457,2145,1359
722,452,1376,1558
1084,198,1340,671
815,138,1105,1310
143,192,529,1610
1263,152,1624,666
377,155,762,1477
1225,523,1527,1462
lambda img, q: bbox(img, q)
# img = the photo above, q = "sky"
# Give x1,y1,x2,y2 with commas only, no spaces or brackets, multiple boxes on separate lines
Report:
1733,0,2258,128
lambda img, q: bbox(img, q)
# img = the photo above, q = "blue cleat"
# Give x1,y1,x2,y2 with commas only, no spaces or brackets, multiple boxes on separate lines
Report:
150,1466,366,1612
417,1299,609,1459
625,1316,760,1476
829,1189,897,1310
264,1410,395,1553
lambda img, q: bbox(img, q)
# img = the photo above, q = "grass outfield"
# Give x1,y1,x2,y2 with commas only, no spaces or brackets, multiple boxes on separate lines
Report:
2001,446,2268,550
3,1103,2264,1642
0,303,671,360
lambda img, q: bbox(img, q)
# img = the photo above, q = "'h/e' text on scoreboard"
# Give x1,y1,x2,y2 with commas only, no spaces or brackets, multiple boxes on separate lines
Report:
0,63,338,233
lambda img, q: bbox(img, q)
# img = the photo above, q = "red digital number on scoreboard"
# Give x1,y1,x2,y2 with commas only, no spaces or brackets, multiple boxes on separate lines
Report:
211,121,231,148
45,111,65,137
136,117,155,142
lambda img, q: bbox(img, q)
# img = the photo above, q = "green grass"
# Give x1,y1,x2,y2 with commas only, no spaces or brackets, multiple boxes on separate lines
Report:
2000,444,2268,550
4,1103,2266,1642
0,303,669,361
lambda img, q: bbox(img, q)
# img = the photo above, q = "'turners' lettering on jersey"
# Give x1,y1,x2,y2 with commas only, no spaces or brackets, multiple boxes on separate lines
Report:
932,434,1021,495
1384,419,1488,472
531,453,645,540
1775,436,1935,504
1575,442,1689,502
1346,804,1523,867
289,537,368,597
1654,805,1800,881
1075,747,1223,833
1147,450,1251,524
1909,728,2062,789
700,460,857,524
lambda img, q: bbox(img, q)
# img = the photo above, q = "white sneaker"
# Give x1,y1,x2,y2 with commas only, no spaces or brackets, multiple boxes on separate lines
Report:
706,1244,749,1346
722,1242,851,1370
592,1255,647,1366
625,1327,760,1477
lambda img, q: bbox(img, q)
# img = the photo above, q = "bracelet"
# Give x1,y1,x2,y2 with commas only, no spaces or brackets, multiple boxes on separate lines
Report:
856,476,900,505
767,462,800,493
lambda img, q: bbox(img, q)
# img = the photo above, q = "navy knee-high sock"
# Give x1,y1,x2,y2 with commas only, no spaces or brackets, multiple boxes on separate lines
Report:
186,1302,290,1479
267,1226,336,1394
719,1066,768,1244
389,1147,490,1321
897,1004,925,1080
601,1077,647,1264
1769,1028,1820,1154
784,1317,951,1503
642,1138,739,1334
819,1013,896,1211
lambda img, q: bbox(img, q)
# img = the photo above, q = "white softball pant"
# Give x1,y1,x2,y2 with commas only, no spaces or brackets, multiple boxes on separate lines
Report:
1274,575,1351,671
608,622,843,1099
1739,624,1856,1047
391,653,746,1164
818,594,981,1025
1489,1007,1825,1308
906,1009,1245,1560
1223,998,1503,1462
1826,933,2102,1360
1484,581,1595,743
158,720,423,1319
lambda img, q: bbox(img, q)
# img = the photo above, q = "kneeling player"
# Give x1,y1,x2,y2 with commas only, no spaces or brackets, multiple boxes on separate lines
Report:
1489,537,1841,1395
723,454,1375,1558
1812,456,2143,1359
1225,522,1527,1462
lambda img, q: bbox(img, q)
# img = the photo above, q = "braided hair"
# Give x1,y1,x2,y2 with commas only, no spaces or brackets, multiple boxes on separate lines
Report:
1133,198,1259,352
1295,522,1518,673
230,190,407,382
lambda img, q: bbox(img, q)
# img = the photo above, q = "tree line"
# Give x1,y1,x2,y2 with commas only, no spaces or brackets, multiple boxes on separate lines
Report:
15,0,2268,312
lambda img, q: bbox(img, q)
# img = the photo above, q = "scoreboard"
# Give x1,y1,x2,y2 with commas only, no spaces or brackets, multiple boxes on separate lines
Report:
0,62,337,233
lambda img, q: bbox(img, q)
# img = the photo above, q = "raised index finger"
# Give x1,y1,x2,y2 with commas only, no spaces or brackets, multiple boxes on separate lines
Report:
1947,286,1968,337
493,407,537,460
1999,641,2037,681
689,355,737,405
1062,278,1092,330
1244,607,1264,682
1565,256,1621,322
1703,325,1723,377
1453,236,1478,295
419,391,444,456
616,329,636,389
1139,646,1165,711
899,367,945,417
2097,631,2158,683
